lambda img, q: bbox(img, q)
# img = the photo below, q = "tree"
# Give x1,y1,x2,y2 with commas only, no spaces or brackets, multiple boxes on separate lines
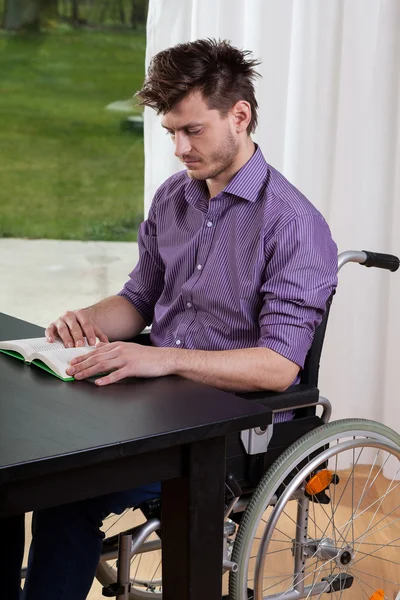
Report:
41,0,59,22
71,0,79,24
130,0,148,29
3,0,58,31
3,0,41,31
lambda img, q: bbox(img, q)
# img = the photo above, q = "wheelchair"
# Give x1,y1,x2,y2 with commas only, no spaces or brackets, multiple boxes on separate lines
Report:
22,250,400,600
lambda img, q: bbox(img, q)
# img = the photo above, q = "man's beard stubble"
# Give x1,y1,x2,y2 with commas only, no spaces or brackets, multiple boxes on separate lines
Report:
186,129,239,181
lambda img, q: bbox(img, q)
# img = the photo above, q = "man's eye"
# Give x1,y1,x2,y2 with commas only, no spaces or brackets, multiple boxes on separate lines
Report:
188,129,202,135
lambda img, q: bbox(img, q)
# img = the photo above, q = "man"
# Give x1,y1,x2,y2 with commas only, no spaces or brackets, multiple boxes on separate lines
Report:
5,39,338,599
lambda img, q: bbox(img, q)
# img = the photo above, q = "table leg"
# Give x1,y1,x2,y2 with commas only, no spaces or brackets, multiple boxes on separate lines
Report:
162,436,226,600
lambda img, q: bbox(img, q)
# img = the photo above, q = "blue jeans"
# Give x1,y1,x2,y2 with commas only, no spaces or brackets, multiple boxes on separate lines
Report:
1,483,161,600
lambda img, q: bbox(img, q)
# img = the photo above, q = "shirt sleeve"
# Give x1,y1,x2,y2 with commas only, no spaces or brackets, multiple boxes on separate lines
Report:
257,214,338,368
117,198,165,326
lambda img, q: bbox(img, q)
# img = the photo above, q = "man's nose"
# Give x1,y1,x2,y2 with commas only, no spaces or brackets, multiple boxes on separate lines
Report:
174,133,191,158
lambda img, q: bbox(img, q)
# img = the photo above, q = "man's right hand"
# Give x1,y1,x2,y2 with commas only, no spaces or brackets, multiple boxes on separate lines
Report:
45,309,109,348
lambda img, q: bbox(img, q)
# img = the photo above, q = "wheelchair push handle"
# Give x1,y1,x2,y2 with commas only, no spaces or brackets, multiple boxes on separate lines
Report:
361,250,399,272
338,250,400,272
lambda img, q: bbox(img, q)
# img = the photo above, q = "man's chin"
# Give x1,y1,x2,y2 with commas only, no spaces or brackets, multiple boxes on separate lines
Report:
186,166,206,180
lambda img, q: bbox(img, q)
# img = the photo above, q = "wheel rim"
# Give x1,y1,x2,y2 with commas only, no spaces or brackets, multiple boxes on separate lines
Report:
246,438,400,599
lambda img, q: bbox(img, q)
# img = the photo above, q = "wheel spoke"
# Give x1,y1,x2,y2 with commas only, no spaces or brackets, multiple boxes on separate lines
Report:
250,546,293,558
353,468,400,556
262,555,337,597
149,559,162,587
309,496,318,595
350,566,400,587
341,449,382,539
308,486,349,548
352,534,400,567
132,551,143,582
353,574,375,600
282,505,325,538
340,480,400,535
354,515,400,543
325,443,365,530
331,446,339,545
260,558,323,594
104,509,131,535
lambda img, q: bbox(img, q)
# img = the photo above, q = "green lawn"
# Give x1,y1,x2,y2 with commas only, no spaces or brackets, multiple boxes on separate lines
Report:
0,29,146,241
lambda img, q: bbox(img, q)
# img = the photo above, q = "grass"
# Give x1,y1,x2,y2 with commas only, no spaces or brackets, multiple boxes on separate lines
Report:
0,28,146,241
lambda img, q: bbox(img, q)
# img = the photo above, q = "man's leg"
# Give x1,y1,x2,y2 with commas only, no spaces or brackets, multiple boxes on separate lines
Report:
0,514,25,600
23,482,161,600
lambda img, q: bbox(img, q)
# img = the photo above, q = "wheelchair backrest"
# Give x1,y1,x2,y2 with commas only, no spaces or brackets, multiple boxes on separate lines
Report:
300,291,335,388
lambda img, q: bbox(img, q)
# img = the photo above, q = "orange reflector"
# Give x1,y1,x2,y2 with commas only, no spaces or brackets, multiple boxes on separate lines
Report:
305,469,333,495
369,591,385,600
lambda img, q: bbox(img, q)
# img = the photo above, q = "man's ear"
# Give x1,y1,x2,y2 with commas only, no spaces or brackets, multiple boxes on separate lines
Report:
231,100,252,133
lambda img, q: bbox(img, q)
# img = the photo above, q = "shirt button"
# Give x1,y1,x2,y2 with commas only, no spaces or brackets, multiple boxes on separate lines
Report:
175,339,181,346
197,264,202,270
186,302,192,308
206,221,213,227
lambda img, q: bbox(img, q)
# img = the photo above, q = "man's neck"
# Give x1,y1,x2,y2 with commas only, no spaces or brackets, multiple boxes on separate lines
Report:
206,138,256,199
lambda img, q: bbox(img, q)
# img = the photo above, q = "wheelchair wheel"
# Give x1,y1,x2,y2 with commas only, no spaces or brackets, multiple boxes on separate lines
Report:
229,418,400,600
96,510,162,599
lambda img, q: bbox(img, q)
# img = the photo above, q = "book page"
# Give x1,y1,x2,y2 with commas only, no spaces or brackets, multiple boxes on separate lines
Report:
0,337,96,362
31,346,96,379
49,346,95,365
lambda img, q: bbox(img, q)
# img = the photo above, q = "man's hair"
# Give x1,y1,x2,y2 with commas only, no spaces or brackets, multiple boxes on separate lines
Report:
136,38,261,134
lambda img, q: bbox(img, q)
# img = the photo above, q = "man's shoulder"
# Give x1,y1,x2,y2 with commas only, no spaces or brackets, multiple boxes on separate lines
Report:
265,163,322,220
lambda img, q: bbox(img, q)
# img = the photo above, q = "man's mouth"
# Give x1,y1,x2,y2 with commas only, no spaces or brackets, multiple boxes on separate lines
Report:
182,158,201,166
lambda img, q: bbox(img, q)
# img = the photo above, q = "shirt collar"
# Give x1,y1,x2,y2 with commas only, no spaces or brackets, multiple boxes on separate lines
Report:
185,144,269,206
223,145,268,202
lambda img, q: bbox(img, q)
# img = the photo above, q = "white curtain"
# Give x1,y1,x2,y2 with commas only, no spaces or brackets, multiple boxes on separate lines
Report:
144,0,400,445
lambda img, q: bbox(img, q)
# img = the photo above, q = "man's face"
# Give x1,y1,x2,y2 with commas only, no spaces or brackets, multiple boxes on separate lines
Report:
161,91,239,181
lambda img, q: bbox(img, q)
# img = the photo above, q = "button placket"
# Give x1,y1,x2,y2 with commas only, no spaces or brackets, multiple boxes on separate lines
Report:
193,213,217,277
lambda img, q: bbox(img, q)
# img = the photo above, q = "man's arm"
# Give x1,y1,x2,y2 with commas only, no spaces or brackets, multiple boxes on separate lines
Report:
46,296,146,348
67,342,299,392
168,346,299,392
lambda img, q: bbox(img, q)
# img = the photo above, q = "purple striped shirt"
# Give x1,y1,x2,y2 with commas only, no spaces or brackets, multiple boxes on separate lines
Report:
119,146,337,412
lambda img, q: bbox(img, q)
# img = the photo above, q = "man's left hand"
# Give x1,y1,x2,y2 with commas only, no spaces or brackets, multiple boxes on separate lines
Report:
66,342,174,386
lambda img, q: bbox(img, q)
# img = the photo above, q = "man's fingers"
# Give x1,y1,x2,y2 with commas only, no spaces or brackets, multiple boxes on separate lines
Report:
47,308,109,348
52,318,76,348
95,341,108,349
94,326,109,344
45,324,57,342
95,367,128,386
62,312,87,347
68,355,122,380
74,311,98,346
68,347,119,370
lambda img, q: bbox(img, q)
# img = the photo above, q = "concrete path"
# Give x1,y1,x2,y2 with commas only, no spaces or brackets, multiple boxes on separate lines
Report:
0,239,139,329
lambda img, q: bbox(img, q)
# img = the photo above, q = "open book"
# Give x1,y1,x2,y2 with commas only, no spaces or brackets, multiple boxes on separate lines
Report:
0,337,97,381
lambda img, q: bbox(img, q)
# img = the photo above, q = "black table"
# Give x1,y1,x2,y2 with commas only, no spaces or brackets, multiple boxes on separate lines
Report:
0,313,272,599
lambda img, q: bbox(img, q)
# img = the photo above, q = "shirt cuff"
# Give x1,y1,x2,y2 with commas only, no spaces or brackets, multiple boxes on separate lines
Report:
257,324,314,368
117,289,153,326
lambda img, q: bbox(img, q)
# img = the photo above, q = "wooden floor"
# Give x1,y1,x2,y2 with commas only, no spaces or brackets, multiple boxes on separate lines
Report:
20,468,399,599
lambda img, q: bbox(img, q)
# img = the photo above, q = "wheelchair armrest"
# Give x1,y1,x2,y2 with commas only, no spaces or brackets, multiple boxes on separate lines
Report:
237,384,319,412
